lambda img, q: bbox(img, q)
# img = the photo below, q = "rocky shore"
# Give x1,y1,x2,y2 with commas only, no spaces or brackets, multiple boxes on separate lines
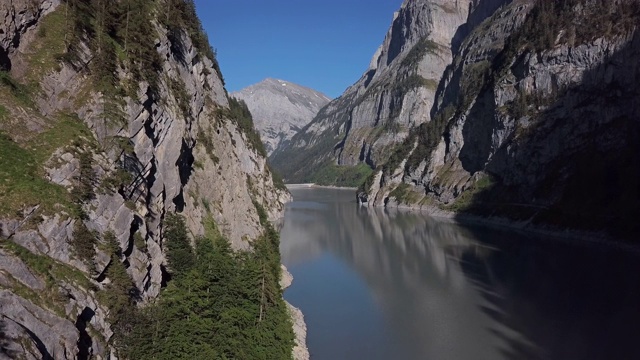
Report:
280,265,310,360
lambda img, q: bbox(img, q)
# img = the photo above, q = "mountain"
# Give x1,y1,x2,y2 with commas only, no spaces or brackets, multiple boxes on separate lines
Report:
270,0,474,186
359,0,640,240
273,0,640,239
232,78,331,156
0,0,296,358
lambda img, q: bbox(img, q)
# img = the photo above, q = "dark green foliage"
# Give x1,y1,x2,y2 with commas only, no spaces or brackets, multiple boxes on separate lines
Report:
197,130,220,164
225,97,267,157
406,104,456,172
116,214,294,359
458,61,491,112
101,231,137,315
162,0,224,83
252,199,269,227
121,1,164,95
381,132,415,177
401,37,440,69
0,71,34,107
169,78,191,121
527,0,640,49
70,221,97,266
269,167,288,191
71,151,96,204
310,162,373,188
61,0,223,97
0,104,7,119
163,213,195,277
357,166,379,195
133,231,146,250
101,168,133,194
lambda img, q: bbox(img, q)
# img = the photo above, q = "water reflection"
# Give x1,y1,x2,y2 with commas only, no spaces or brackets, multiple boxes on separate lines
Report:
280,188,640,360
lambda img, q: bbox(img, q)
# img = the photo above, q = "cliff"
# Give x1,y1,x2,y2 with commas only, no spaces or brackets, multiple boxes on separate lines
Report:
232,78,330,156
0,0,291,358
359,0,640,239
270,0,474,185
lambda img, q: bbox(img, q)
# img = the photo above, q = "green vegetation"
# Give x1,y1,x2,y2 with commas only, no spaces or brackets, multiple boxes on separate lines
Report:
392,75,438,104
133,231,146,250
0,133,70,216
401,37,441,69
1,240,94,316
162,0,223,83
70,220,98,268
0,71,35,108
24,6,68,84
445,174,496,212
458,61,491,112
389,183,424,205
225,97,267,157
495,0,640,77
163,213,196,276
169,77,191,121
197,129,220,164
58,0,222,98
114,214,294,359
310,161,373,188
269,167,288,191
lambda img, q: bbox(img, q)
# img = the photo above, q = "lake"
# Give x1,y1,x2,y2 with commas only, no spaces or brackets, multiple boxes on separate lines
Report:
279,187,640,360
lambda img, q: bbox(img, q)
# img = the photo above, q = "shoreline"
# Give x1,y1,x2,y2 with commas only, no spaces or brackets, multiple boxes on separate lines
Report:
286,183,357,190
377,201,640,253
280,265,310,360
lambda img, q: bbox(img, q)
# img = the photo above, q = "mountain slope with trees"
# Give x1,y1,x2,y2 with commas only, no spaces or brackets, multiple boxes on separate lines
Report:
0,0,295,357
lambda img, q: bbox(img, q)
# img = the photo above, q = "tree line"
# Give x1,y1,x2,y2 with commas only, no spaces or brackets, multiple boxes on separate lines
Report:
109,213,294,359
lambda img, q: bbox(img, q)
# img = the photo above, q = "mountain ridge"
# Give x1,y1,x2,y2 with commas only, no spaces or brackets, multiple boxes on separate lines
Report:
232,78,331,156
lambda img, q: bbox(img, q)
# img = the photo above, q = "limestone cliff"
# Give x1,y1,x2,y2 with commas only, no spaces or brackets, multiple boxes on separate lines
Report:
359,0,640,239
0,0,289,358
270,0,475,184
232,78,330,156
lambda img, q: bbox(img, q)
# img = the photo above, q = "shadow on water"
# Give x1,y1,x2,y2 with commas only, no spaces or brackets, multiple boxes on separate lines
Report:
454,225,640,360
282,188,640,360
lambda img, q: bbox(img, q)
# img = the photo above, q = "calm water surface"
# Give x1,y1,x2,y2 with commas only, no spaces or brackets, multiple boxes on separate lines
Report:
279,187,640,360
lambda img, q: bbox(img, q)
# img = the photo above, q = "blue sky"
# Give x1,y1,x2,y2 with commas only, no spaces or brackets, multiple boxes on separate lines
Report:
195,0,404,98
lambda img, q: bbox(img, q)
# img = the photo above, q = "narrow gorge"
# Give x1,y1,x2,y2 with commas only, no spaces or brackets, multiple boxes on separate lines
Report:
274,0,640,240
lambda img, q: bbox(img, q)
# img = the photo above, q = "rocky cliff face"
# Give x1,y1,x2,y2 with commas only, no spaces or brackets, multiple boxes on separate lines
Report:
0,0,289,358
232,78,330,156
359,0,640,239
270,0,475,183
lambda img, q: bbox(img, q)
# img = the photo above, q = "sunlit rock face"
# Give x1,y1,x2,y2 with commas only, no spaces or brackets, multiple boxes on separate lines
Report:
270,0,479,181
0,0,289,357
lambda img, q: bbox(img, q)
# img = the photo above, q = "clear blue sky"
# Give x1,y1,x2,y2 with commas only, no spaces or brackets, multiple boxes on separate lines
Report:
195,0,404,98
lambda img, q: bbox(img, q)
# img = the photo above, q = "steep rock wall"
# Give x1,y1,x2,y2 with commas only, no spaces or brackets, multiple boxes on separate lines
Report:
270,0,474,183
361,0,640,239
0,0,289,357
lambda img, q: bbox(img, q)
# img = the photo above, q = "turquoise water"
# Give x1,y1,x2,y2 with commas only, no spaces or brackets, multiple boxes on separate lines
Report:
280,187,640,360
